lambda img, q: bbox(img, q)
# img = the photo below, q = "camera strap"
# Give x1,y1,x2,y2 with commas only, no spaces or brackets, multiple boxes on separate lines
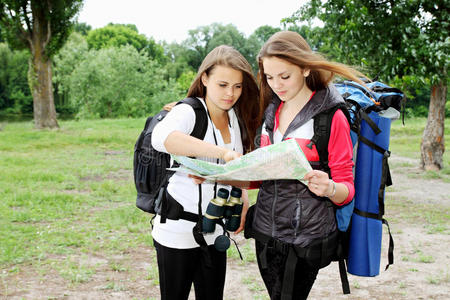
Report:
192,183,214,267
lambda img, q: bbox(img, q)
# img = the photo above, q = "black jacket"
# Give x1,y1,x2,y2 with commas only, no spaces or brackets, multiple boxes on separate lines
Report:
252,85,345,247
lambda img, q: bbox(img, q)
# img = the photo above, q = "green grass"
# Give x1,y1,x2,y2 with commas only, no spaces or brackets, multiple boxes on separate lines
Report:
385,194,449,234
242,275,266,292
390,118,450,181
0,116,449,290
227,239,257,264
0,118,151,271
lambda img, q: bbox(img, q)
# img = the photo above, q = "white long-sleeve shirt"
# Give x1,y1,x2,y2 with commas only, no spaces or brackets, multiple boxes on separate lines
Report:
151,98,243,249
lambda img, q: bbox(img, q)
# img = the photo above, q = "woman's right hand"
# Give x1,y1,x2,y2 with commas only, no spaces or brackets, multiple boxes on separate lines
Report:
222,149,242,162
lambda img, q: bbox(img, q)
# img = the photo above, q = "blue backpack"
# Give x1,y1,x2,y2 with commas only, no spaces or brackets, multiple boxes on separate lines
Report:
311,80,405,293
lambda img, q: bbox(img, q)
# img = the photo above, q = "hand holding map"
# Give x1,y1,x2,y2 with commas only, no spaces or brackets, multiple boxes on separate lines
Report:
170,139,312,181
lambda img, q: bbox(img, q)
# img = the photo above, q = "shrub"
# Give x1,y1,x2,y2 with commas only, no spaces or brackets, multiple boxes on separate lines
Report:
68,45,183,118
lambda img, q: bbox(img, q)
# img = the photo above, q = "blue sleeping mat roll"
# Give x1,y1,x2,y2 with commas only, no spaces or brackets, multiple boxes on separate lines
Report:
347,111,392,277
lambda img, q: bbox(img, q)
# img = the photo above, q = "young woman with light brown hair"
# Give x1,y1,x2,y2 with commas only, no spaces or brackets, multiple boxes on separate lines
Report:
151,45,259,300
247,31,367,299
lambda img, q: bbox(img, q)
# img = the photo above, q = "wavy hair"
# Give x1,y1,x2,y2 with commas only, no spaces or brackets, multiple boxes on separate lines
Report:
257,31,368,113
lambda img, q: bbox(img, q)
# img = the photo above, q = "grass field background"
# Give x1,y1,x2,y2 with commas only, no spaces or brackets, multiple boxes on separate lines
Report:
0,117,448,295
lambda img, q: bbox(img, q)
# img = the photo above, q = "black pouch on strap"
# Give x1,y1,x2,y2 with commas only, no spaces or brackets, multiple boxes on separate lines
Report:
295,230,339,269
244,204,256,239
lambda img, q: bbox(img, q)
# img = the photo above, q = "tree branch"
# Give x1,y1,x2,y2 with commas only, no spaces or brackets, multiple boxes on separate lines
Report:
20,2,33,47
43,0,51,48
7,6,31,48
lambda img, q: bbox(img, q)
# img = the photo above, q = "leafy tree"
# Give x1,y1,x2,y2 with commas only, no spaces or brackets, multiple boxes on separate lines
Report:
86,23,147,51
293,0,449,170
86,23,166,63
68,45,183,118
0,43,32,113
73,22,92,36
53,32,88,114
250,25,281,46
207,24,247,53
0,0,83,128
245,24,326,72
245,25,281,72
184,23,251,71
163,42,196,80
0,43,13,109
176,70,196,92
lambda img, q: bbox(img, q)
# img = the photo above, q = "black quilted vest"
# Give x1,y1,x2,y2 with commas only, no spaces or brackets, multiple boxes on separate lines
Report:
252,85,345,247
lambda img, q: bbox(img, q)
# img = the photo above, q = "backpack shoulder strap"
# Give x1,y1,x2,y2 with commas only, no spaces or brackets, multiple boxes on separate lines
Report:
312,103,353,295
159,97,207,223
135,115,153,150
178,97,208,140
311,104,350,174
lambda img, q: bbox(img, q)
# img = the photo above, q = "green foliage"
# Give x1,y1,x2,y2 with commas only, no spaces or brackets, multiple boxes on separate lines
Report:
250,25,282,46
162,42,196,79
291,1,447,170
294,0,449,85
73,22,92,36
0,43,32,113
86,24,148,51
0,0,84,58
176,70,196,92
3,9,441,122
68,45,183,118
244,25,282,72
86,23,166,63
42,0,85,58
53,32,89,114
184,23,252,71
389,76,431,118
144,37,167,65
446,100,450,118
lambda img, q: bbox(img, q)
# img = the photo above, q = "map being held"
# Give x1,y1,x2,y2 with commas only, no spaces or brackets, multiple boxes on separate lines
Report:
170,139,312,182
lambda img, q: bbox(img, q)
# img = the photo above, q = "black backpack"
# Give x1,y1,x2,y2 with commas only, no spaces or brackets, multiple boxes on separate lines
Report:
133,97,208,214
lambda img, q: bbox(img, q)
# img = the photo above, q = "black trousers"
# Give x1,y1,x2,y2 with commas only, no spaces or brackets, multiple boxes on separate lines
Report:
154,240,226,300
255,240,319,300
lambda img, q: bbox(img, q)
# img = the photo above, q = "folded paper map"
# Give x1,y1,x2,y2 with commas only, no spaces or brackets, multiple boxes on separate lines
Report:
170,139,312,181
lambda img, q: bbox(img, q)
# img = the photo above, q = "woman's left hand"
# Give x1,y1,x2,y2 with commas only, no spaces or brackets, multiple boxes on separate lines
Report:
234,189,249,234
188,174,206,184
162,101,177,111
303,170,332,197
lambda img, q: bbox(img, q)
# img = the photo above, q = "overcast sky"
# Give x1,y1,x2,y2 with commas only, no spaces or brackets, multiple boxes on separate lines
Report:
77,0,307,43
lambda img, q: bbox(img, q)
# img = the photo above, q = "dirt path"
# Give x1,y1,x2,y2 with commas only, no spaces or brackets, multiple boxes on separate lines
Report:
1,155,449,299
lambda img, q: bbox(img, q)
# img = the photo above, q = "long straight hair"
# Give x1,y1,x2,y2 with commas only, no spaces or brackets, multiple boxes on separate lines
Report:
188,45,260,152
257,31,368,113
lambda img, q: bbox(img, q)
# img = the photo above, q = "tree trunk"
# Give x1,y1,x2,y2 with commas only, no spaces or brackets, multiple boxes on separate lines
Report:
28,2,58,129
29,54,58,129
420,82,446,170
